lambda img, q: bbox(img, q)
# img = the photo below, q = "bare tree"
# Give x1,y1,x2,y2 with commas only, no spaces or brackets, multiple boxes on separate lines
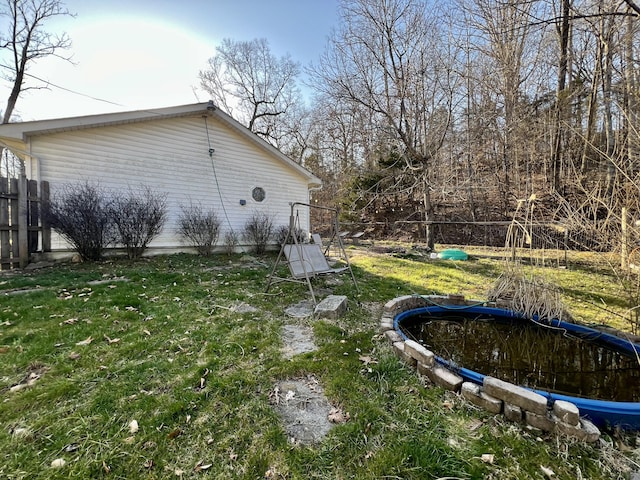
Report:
310,0,460,247
199,38,304,148
0,0,73,123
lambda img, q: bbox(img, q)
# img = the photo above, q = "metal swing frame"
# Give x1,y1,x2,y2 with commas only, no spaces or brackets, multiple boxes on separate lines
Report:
265,202,359,304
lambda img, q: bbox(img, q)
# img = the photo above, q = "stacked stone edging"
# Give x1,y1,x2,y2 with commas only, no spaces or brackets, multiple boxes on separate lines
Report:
381,294,601,443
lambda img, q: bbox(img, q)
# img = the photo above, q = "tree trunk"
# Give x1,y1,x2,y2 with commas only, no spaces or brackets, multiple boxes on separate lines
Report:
423,174,434,249
551,0,571,191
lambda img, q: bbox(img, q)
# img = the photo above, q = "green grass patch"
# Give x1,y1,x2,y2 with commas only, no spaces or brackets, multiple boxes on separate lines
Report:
0,249,637,479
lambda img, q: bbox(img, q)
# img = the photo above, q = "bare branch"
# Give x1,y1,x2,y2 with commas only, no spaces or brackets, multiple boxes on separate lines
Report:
0,0,74,123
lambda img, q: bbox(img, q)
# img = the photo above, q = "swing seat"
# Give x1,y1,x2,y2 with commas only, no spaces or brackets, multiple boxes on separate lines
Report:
283,244,349,279
264,202,359,305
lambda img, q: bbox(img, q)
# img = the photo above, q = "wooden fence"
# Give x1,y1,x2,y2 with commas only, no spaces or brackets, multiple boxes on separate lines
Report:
0,173,50,270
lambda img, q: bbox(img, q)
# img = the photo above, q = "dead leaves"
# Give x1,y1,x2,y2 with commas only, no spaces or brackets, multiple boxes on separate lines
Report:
328,407,350,424
128,419,139,434
50,458,66,468
75,336,93,346
359,353,379,374
480,453,495,464
104,334,120,344
194,368,209,392
57,287,93,301
193,460,212,473
9,365,48,392
541,465,556,478
358,355,378,366
71,333,121,347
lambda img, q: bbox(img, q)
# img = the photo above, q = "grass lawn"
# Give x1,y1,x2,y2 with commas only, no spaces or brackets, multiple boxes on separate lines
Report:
0,247,638,479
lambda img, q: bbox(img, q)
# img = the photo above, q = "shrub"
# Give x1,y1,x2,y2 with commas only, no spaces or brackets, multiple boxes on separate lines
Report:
275,224,308,245
223,230,239,255
109,186,167,259
43,181,115,261
242,212,274,254
178,202,221,256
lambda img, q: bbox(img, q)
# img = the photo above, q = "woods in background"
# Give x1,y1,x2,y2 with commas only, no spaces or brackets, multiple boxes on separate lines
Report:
201,0,640,248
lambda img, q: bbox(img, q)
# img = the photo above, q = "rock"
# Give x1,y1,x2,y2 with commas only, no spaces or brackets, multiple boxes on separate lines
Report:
424,365,463,391
525,411,556,432
314,295,348,319
384,329,403,343
483,377,548,415
461,382,503,414
24,261,54,270
379,319,394,332
555,417,600,442
393,342,416,366
403,339,435,367
553,400,580,426
504,403,523,423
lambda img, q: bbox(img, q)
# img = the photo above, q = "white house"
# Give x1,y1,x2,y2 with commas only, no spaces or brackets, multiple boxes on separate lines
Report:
0,102,321,254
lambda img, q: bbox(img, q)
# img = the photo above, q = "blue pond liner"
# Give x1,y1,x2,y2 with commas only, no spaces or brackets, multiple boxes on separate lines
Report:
394,305,640,431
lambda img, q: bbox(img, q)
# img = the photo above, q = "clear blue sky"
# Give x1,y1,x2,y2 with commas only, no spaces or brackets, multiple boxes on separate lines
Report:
1,0,340,120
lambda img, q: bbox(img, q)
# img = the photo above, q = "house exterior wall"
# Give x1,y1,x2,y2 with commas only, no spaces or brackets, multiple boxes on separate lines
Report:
26,113,312,251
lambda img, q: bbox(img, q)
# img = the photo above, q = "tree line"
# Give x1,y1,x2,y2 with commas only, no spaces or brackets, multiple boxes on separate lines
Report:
2,0,639,250
201,0,640,249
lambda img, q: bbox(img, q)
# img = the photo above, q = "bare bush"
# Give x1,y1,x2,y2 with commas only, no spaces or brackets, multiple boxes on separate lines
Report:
223,230,239,255
44,181,115,261
178,202,221,256
243,212,274,254
109,186,167,259
275,224,307,245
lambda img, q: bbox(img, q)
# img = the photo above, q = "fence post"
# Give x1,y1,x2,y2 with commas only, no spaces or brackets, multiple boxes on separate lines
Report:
18,168,28,268
622,206,629,271
41,181,51,252
0,176,9,269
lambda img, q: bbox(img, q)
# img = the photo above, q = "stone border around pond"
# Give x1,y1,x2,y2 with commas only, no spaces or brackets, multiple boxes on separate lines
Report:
380,294,601,443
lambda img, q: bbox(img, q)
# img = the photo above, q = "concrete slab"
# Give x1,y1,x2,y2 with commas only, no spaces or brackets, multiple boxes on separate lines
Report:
272,378,334,445
285,300,315,318
281,324,317,359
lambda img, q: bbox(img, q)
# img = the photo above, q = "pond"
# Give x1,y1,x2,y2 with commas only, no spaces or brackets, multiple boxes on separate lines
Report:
399,308,640,402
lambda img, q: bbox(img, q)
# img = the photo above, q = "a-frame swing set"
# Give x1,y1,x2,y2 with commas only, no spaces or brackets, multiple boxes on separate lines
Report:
265,202,359,304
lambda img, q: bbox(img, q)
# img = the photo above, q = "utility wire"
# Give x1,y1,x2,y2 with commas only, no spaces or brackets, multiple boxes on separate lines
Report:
203,115,244,253
0,65,126,107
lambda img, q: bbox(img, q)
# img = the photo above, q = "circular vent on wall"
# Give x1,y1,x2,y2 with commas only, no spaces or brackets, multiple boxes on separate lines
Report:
252,186,266,202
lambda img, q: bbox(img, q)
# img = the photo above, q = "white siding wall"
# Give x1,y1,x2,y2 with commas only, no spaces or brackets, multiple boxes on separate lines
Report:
28,114,311,251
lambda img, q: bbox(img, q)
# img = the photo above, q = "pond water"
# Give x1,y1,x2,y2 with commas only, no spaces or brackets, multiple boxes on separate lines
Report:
399,310,640,402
